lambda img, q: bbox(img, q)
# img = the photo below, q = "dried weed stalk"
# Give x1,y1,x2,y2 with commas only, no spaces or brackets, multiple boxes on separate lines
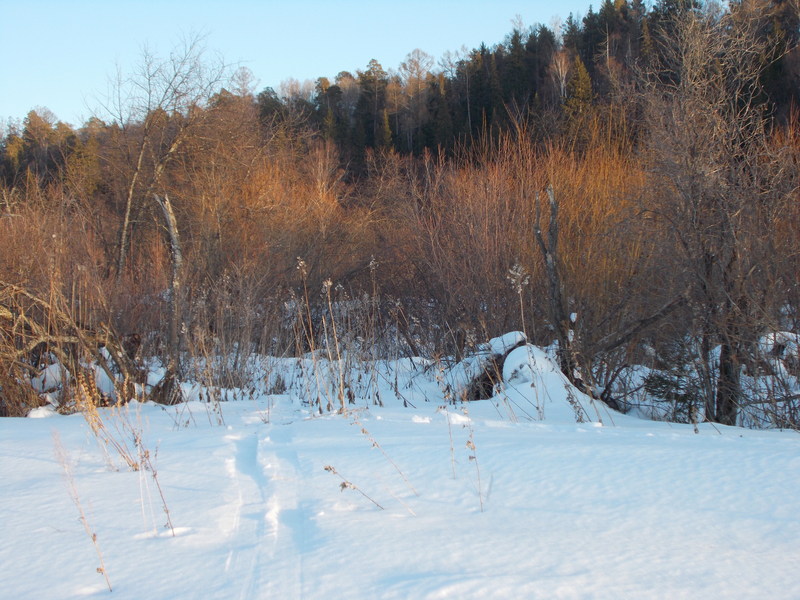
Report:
53,432,112,592
323,465,384,510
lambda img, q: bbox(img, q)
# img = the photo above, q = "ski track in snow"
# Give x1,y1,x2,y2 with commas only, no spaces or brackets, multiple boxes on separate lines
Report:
219,419,311,599
221,431,267,598
262,422,308,598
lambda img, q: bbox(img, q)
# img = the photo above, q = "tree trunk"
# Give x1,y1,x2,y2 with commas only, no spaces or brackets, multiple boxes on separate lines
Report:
115,137,147,277
533,186,582,391
151,193,184,405
715,338,741,425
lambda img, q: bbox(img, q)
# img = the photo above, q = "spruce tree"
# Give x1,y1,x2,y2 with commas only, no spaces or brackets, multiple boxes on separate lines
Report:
565,55,593,118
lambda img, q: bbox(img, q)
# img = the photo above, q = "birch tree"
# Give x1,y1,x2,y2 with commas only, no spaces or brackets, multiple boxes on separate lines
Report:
100,35,228,277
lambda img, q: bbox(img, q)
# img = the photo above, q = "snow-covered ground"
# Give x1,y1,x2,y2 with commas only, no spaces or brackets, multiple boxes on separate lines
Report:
2,337,799,599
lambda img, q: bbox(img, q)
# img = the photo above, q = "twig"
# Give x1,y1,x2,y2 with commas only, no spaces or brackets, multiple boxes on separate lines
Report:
352,414,418,496
438,405,457,479
139,445,175,536
53,432,112,592
323,465,384,510
462,407,484,512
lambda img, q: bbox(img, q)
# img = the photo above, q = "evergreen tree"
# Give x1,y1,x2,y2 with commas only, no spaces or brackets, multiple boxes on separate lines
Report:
466,46,491,136
640,12,655,64
356,59,389,148
562,14,582,52
0,126,24,188
378,108,392,148
524,28,541,100
257,87,284,124
758,0,800,117
566,55,593,115
582,6,605,71
535,25,558,106
504,27,530,104
488,52,504,127
16,109,77,187
650,0,703,39
424,74,454,150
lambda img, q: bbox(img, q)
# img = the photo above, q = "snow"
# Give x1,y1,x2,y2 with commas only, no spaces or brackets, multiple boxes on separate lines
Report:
759,331,799,360
30,363,67,394
2,336,800,599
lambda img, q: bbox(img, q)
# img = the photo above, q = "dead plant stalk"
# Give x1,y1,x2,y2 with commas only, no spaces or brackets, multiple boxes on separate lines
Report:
53,432,112,592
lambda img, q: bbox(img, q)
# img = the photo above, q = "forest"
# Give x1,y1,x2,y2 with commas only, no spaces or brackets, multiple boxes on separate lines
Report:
1,0,799,428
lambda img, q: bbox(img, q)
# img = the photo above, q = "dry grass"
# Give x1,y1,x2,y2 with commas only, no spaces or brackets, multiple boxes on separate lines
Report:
53,432,113,592
323,464,384,510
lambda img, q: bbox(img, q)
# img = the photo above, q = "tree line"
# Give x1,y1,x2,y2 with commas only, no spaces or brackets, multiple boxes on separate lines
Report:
257,0,799,168
0,0,798,426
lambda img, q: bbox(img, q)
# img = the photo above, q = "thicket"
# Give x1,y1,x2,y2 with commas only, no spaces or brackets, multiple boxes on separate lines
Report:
0,0,798,427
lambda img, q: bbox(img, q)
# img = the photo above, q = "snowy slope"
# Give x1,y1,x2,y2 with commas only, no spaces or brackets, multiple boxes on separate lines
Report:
1,341,799,599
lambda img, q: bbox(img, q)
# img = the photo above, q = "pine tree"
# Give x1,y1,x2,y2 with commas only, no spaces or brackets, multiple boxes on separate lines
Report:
357,59,389,148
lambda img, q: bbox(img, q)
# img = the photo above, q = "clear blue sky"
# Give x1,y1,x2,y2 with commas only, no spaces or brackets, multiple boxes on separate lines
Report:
2,0,591,128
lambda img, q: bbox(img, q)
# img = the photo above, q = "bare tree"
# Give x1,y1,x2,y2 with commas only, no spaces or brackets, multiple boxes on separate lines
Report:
439,46,471,134
399,49,435,150
149,193,184,404
550,49,571,102
642,5,797,425
335,72,361,122
533,185,584,390
99,34,229,277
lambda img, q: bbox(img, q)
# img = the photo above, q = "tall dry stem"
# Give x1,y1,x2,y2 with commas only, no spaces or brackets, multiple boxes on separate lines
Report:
53,432,113,592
